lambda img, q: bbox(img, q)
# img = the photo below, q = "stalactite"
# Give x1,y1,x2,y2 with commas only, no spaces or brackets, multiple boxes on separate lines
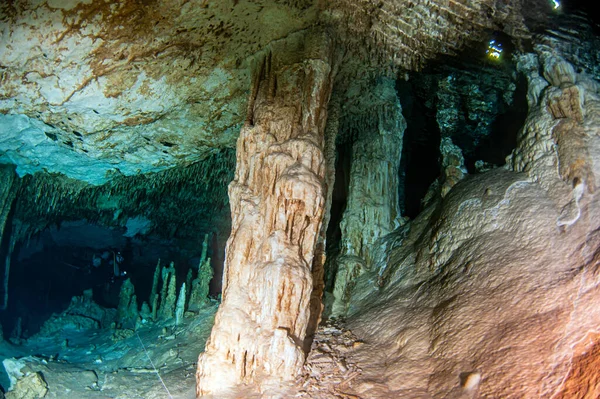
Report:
0,165,19,311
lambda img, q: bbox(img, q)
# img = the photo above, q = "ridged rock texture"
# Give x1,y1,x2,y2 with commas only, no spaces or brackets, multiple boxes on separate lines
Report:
0,0,318,184
331,78,405,316
326,0,547,70
195,29,337,396
338,38,600,398
1,0,549,184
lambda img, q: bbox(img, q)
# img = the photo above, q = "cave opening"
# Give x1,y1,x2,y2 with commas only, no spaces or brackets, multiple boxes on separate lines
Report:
396,36,527,218
0,220,213,339
0,151,234,342
464,71,527,172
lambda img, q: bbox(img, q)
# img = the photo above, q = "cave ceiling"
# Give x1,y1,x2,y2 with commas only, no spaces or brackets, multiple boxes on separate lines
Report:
0,0,552,184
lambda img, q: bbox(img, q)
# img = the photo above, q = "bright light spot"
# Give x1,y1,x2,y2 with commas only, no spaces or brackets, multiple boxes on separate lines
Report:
487,40,503,60
552,0,560,10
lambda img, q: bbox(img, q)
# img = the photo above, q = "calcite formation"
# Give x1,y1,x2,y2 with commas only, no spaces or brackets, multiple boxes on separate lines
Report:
158,262,177,321
116,278,138,330
438,137,467,198
337,40,600,398
331,78,405,316
1,0,547,184
0,0,318,183
196,29,337,395
510,40,598,227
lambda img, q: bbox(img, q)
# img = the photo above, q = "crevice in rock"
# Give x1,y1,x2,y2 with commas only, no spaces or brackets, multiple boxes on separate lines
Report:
323,140,352,295
396,78,442,219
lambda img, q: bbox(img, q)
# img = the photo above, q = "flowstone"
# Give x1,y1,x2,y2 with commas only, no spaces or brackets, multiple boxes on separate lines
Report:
335,35,600,399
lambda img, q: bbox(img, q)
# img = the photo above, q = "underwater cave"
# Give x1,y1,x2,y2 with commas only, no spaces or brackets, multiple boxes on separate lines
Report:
1,1,600,398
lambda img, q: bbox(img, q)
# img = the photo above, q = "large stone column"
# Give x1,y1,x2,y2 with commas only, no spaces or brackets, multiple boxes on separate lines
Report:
196,30,337,396
331,78,405,316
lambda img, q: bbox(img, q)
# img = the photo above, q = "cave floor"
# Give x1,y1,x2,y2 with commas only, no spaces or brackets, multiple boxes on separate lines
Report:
0,305,218,399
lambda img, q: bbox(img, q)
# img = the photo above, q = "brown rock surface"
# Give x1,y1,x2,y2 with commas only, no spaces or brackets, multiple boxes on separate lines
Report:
344,168,600,397
0,0,318,182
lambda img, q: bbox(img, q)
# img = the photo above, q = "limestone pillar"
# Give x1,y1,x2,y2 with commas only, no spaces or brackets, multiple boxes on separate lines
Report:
196,30,337,396
331,78,405,316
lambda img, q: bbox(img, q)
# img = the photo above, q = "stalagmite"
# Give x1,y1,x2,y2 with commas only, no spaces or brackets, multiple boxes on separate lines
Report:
150,260,161,320
175,283,186,326
117,278,138,330
196,29,338,395
158,263,177,321
188,233,213,312
509,41,598,228
331,78,406,316
188,256,213,312
439,137,467,198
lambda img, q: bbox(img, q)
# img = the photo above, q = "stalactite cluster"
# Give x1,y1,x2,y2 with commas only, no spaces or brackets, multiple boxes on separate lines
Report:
11,149,235,244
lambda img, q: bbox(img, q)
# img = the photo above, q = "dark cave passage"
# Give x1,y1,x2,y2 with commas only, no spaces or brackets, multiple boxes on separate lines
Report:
396,39,527,218
463,72,527,172
396,78,442,219
0,221,218,339
324,140,352,293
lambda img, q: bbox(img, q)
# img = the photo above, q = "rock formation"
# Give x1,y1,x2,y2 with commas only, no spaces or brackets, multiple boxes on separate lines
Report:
1,1,597,398
117,278,138,330
158,262,177,321
188,252,213,313
331,78,405,316
337,37,600,399
196,29,338,395
0,165,18,310
175,282,186,326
